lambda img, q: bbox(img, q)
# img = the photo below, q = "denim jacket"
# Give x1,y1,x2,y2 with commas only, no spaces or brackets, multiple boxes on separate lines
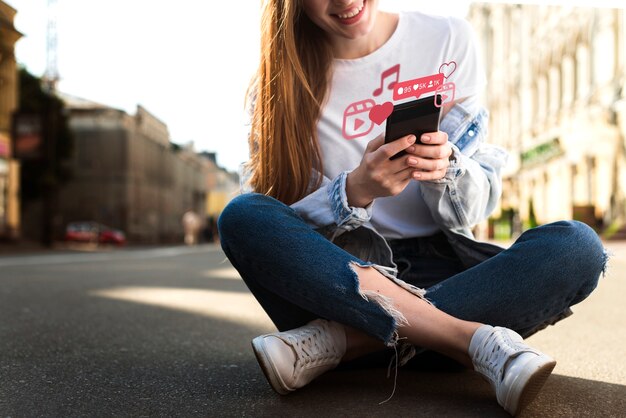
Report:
287,96,509,272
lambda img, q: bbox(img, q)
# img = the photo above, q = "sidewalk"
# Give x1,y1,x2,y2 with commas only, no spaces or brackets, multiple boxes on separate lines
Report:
0,240,55,256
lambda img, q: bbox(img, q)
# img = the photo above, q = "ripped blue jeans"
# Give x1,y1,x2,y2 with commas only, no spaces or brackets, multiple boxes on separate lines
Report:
218,193,605,355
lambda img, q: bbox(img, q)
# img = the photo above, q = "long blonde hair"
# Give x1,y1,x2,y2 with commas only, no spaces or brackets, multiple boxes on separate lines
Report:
245,0,333,205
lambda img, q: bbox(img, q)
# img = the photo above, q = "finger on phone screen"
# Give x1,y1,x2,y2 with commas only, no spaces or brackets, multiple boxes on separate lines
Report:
380,134,416,161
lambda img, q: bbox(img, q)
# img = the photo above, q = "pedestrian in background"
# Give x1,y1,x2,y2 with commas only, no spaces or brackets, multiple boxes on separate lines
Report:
218,0,607,415
203,215,219,243
182,209,201,246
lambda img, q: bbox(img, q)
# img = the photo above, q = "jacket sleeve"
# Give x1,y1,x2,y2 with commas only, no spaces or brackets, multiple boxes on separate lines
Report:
419,97,509,229
290,171,373,234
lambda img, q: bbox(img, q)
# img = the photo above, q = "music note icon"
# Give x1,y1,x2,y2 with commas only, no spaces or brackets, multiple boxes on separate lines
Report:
373,64,400,97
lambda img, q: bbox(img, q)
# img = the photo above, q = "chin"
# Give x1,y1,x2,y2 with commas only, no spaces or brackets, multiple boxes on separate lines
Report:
343,22,375,39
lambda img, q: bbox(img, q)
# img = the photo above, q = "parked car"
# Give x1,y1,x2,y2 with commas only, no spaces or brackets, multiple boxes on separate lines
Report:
64,221,127,246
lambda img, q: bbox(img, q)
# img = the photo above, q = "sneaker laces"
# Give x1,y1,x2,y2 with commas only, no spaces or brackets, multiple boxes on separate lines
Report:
472,327,537,387
379,336,419,405
280,322,342,373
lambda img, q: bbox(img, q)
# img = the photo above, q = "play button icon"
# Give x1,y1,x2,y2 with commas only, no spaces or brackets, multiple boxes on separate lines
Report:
354,118,365,131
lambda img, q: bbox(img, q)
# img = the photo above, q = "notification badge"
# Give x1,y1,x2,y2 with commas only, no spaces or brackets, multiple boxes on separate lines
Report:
392,73,444,101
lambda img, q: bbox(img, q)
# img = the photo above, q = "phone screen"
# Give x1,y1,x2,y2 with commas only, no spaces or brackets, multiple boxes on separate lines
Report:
385,94,442,159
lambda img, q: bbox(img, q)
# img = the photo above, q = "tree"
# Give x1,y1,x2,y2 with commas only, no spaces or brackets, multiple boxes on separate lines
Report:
16,67,73,245
528,199,538,229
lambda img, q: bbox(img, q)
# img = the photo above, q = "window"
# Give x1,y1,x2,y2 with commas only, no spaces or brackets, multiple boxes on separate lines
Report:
576,44,590,101
561,56,575,107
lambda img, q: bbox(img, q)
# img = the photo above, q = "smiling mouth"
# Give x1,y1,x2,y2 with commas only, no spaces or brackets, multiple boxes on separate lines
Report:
332,0,366,23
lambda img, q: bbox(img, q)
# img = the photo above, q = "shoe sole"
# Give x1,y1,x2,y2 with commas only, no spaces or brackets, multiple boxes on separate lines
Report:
506,357,557,416
251,337,291,395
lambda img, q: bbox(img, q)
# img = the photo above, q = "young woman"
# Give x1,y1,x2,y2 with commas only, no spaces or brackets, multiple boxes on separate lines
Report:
218,0,606,415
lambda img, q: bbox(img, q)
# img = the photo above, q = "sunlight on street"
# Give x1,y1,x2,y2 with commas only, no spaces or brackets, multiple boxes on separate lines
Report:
90,284,274,331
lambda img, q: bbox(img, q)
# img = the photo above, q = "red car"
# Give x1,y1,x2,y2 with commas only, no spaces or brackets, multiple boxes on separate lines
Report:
64,221,127,246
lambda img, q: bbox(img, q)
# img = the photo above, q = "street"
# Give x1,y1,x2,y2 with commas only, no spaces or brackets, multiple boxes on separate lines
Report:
1,243,625,417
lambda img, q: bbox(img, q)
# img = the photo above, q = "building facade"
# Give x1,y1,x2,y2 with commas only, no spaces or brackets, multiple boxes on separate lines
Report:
199,151,238,218
0,1,22,240
56,95,207,244
468,4,626,238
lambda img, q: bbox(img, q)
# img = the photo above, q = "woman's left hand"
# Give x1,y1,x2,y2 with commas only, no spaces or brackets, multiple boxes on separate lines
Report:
405,131,453,181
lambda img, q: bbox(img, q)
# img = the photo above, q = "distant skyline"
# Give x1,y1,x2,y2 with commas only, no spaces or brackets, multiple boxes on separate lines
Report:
7,0,625,172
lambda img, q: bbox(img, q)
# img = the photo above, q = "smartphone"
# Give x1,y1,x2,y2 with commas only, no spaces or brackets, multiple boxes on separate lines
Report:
384,94,442,160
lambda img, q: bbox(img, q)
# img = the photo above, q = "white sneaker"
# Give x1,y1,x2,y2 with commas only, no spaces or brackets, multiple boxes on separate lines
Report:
469,325,556,416
251,319,347,395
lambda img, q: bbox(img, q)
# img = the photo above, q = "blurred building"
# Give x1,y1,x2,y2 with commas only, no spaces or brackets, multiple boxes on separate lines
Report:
56,94,207,244
197,151,239,242
199,151,238,217
468,4,626,238
0,1,22,240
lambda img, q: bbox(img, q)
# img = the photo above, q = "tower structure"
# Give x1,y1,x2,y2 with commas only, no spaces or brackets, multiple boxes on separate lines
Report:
43,0,59,92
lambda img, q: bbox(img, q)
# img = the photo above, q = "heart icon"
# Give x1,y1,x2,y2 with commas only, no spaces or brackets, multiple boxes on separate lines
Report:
369,101,393,125
439,61,457,79
413,84,419,90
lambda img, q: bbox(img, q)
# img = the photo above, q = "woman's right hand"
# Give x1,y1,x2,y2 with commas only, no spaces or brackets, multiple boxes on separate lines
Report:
346,133,419,208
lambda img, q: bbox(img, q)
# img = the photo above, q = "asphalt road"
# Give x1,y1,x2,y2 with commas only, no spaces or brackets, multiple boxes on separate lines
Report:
0,242,625,417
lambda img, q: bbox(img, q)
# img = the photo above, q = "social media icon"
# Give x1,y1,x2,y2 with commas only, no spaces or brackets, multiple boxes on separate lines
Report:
435,82,456,108
342,99,376,140
393,73,444,101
